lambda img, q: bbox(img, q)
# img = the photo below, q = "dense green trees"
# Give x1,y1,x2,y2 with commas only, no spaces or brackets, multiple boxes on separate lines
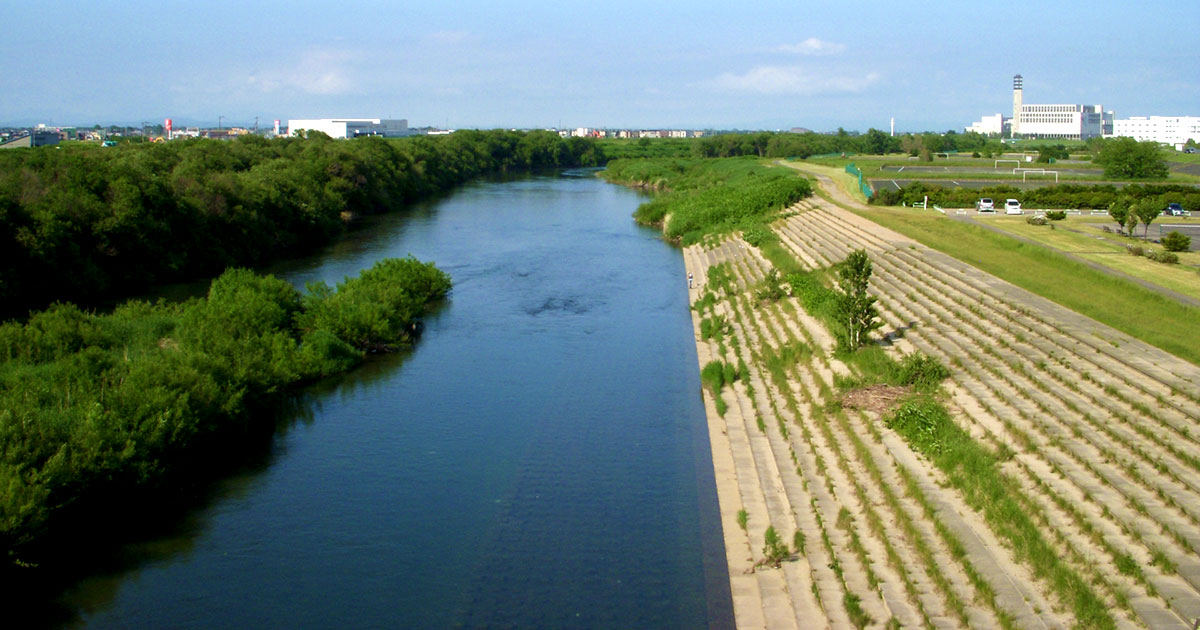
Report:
1095,137,1169,179
0,130,599,317
0,258,448,568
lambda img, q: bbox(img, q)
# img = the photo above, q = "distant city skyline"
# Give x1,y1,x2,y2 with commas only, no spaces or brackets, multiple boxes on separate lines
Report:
3,0,1197,133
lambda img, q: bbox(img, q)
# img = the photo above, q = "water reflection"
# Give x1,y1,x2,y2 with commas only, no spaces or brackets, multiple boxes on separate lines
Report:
45,171,729,629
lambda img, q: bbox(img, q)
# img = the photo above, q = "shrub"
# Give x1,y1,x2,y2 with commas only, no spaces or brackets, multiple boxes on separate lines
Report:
896,353,951,392
741,225,778,248
755,269,786,302
1161,231,1191,252
1146,250,1179,264
1126,244,1145,257
885,395,951,456
762,525,790,567
700,360,726,392
700,315,729,341
1045,210,1067,221
1026,214,1048,226
722,360,738,386
298,257,451,351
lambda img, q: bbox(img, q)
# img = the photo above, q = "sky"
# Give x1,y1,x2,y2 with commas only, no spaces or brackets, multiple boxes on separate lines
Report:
3,0,1198,132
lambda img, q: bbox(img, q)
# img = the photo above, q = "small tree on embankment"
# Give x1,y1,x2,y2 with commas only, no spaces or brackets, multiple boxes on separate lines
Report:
837,249,882,351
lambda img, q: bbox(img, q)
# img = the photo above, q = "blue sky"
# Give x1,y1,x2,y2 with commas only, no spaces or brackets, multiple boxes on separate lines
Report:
3,0,1197,132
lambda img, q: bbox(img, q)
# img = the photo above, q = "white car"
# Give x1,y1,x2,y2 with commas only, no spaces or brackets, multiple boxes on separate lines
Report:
1005,199,1022,215
976,198,995,212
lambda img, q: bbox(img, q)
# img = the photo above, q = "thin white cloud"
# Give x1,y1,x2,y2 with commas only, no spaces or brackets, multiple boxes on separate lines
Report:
777,38,846,56
247,48,359,95
702,66,880,95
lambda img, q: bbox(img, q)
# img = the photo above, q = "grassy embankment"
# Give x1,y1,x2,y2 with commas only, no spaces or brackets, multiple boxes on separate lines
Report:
787,160,1200,366
790,267,1114,630
613,155,1116,628
0,257,450,570
857,207,1200,365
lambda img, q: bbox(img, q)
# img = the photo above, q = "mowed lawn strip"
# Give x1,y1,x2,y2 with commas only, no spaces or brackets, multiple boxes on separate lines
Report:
854,207,1200,366
978,216,1200,300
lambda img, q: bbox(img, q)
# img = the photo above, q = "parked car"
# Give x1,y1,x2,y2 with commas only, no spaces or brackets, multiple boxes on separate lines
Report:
1164,203,1185,216
976,198,995,212
1005,199,1022,215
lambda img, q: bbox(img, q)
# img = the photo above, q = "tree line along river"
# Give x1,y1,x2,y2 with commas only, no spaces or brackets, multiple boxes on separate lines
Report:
54,170,734,629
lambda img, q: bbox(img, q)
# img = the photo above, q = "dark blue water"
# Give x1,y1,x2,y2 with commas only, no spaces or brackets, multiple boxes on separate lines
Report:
63,171,732,628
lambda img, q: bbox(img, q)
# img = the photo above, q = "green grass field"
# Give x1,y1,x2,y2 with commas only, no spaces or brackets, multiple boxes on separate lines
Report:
807,153,1200,184
852,206,1200,365
977,214,1200,299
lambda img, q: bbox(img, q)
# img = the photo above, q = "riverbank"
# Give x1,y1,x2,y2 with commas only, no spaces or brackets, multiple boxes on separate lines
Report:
680,172,1200,628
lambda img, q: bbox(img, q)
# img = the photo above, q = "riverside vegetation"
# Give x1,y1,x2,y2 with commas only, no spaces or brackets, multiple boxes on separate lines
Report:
613,155,1200,628
600,156,812,244
0,130,600,585
0,130,601,317
0,257,450,574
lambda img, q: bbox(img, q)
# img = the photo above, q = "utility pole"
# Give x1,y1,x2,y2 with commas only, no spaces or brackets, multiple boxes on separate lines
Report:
254,116,259,133
218,115,224,131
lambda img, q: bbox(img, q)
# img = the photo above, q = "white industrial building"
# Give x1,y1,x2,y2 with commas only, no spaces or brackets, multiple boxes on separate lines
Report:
1011,75,1112,140
287,118,411,139
1111,116,1200,150
965,113,1007,135
966,75,1114,140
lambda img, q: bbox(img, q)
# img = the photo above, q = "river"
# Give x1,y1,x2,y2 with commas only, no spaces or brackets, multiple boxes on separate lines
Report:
58,170,733,628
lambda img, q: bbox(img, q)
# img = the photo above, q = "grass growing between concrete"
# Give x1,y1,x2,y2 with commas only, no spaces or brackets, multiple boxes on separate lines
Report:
853,207,1200,366
763,233,1114,630
884,396,1114,630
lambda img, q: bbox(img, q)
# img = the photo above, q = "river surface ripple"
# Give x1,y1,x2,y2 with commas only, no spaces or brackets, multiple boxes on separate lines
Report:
65,171,733,629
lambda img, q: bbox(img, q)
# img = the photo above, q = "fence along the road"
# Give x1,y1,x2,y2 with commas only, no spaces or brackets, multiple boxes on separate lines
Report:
845,163,874,199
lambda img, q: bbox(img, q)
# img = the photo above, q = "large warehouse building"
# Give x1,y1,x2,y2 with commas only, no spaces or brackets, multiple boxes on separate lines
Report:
287,118,411,139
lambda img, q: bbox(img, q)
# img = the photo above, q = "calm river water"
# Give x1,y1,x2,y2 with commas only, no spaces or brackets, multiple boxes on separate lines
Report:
61,171,733,628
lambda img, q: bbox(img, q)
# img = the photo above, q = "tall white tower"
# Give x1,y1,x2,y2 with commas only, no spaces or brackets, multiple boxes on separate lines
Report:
1012,74,1023,137
890,117,895,136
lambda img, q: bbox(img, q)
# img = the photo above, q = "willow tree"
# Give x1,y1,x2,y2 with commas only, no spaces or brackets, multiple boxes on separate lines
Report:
837,249,882,351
